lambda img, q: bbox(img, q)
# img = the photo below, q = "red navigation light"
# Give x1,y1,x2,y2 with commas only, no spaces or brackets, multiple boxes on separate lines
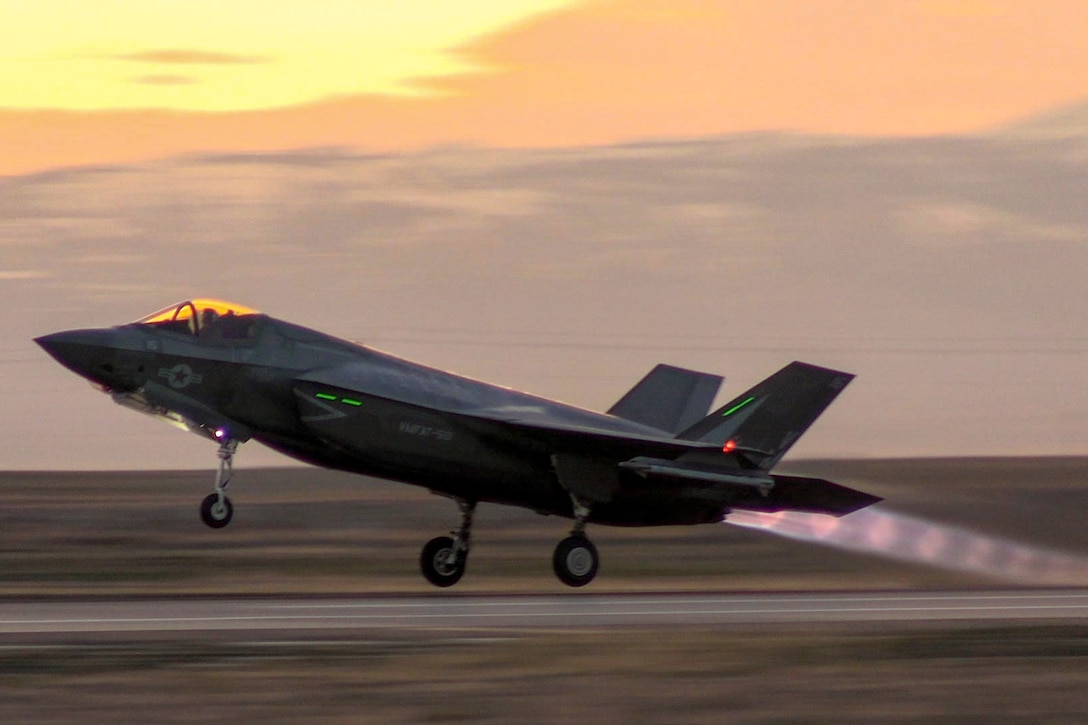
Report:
723,439,736,453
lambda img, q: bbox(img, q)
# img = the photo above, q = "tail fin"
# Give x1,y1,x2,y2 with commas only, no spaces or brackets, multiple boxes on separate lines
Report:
676,361,854,470
608,364,723,434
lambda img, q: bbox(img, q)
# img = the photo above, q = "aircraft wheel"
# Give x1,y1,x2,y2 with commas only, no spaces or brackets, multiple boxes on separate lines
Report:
420,536,466,587
200,493,234,529
553,535,598,587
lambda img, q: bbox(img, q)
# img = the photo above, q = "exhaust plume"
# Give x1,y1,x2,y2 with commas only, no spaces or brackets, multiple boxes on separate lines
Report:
727,506,1088,586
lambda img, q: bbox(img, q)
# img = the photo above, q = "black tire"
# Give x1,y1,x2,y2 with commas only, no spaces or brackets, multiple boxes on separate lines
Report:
200,493,233,529
553,535,598,587
420,536,466,587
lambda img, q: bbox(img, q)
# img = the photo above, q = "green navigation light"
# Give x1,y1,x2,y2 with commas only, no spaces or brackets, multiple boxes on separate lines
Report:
720,396,756,417
315,393,338,401
341,398,363,406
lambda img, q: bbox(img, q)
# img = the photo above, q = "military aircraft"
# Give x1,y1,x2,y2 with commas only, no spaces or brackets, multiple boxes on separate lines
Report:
36,299,880,587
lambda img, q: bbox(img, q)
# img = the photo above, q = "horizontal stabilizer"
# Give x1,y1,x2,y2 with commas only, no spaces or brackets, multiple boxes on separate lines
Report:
752,474,882,516
620,456,880,517
677,361,854,470
608,364,723,434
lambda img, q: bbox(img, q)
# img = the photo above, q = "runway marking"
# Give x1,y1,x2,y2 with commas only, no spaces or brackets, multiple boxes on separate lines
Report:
263,593,1088,609
3,592,1088,633
3,605,1088,626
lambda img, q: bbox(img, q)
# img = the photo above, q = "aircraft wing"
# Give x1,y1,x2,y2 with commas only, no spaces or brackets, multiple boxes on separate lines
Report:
460,406,700,451
294,363,695,450
467,410,879,515
444,410,879,516
293,365,878,517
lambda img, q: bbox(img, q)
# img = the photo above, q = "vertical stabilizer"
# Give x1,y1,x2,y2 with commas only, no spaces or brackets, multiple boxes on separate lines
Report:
607,364,723,434
676,361,853,470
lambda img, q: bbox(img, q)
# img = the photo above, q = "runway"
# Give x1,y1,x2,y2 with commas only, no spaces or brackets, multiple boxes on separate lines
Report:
2,590,1087,636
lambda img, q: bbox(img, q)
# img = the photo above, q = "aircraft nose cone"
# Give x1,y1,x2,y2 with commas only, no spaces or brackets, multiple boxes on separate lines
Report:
35,328,120,383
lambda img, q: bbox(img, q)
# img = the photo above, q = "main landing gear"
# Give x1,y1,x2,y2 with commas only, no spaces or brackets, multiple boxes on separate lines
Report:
419,494,600,588
420,499,475,587
552,495,598,587
553,536,598,588
200,438,237,529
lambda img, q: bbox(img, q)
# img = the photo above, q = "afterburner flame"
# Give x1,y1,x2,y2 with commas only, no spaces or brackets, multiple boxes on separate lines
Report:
727,507,1088,586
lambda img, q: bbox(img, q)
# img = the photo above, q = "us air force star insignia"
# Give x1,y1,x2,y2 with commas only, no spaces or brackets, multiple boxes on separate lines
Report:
158,364,204,390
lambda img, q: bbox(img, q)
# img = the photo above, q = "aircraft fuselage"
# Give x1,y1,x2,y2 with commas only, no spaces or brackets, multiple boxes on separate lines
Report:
38,311,722,526
37,299,879,587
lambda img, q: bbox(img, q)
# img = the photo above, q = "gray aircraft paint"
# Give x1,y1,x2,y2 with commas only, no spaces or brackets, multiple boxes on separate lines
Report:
36,299,880,586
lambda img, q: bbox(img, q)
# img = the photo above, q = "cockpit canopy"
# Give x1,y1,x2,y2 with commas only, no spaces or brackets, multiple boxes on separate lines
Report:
134,299,262,338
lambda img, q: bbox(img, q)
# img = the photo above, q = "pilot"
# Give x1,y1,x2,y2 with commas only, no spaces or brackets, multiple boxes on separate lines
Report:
217,310,251,339
200,308,220,335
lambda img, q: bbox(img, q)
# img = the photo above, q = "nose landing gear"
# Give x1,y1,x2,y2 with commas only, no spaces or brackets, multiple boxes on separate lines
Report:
200,438,237,529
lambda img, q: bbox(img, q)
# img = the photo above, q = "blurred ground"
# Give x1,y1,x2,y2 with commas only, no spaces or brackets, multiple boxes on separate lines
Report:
2,457,1086,595
1,457,1086,720
2,625,1087,723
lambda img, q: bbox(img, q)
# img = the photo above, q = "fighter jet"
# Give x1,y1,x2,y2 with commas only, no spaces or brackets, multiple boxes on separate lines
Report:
36,299,880,587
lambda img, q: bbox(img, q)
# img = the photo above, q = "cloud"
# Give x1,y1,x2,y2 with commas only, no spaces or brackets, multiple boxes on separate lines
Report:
4,0,1088,176
898,201,1085,245
131,74,198,86
410,0,1088,146
0,270,49,280
112,49,270,65
919,0,1001,17
6,135,1088,467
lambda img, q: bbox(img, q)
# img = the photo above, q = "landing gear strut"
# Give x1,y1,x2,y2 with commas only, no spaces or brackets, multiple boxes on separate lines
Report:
420,499,476,587
200,438,237,529
553,495,599,587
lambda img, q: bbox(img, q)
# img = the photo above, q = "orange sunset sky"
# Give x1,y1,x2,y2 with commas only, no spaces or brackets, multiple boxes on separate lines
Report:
3,0,1088,176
